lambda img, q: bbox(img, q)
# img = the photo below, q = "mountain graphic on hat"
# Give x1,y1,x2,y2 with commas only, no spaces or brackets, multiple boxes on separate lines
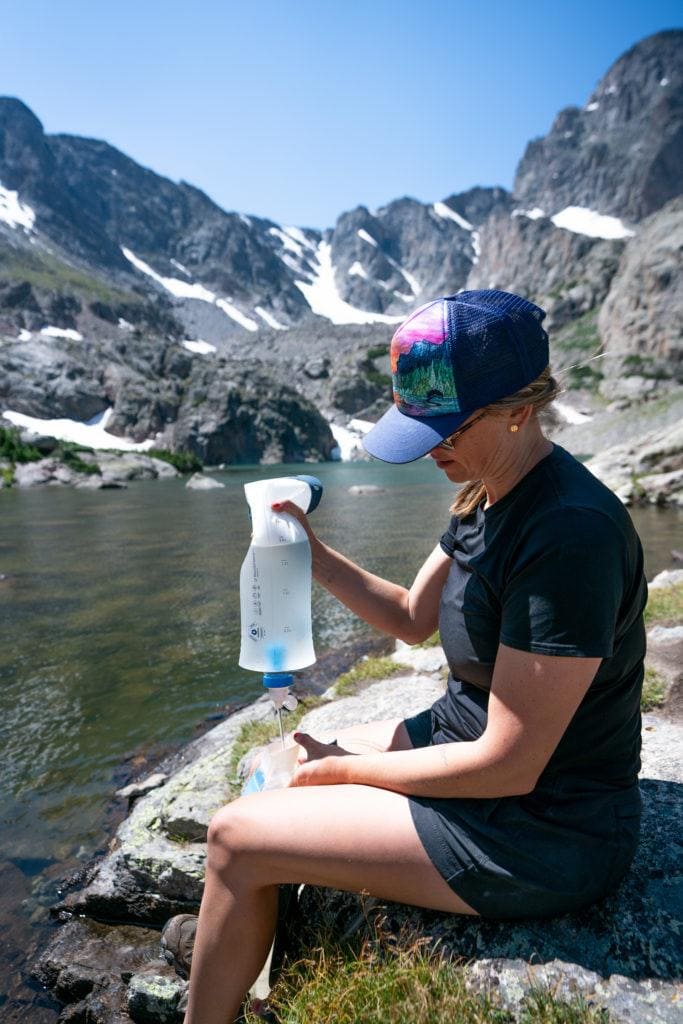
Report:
363,290,549,463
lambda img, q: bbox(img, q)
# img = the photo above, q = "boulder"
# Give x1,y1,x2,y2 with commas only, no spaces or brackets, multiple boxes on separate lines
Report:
185,472,224,491
585,421,683,506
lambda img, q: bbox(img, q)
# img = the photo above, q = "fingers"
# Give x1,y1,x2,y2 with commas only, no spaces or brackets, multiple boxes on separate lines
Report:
271,499,317,541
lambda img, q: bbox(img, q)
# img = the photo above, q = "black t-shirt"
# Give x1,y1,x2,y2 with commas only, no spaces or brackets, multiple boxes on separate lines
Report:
437,444,647,790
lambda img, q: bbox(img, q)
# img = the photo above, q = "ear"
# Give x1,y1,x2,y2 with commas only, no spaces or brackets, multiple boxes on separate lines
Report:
508,404,534,430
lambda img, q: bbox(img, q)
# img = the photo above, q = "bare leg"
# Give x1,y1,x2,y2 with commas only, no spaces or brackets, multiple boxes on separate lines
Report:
184,784,476,1023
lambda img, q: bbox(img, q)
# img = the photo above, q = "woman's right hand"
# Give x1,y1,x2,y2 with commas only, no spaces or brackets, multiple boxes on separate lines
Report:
271,500,317,546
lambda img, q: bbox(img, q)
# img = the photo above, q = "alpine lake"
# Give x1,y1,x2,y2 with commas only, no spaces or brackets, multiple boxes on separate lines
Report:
1,458,681,1020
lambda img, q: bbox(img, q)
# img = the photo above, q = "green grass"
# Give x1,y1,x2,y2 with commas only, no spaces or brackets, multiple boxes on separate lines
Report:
253,923,609,1024
641,666,667,712
364,368,392,389
367,344,389,360
554,309,600,353
0,425,44,464
0,465,14,487
0,247,132,305
227,697,325,798
334,656,409,697
644,582,683,626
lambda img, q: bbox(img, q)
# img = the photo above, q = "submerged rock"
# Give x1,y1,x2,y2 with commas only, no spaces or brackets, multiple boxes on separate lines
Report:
185,472,224,490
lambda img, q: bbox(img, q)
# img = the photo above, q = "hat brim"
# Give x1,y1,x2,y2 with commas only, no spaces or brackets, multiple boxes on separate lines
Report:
362,403,471,464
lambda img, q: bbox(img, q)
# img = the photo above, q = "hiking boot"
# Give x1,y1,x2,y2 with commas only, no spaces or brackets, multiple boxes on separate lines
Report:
161,913,197,979
160,885,301,986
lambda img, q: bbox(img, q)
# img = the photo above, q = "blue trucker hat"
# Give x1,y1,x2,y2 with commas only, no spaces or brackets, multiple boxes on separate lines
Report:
362,290,549,464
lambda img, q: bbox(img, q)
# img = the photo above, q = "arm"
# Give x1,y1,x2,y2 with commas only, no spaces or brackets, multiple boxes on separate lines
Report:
292,643,600,797
273,500,451,644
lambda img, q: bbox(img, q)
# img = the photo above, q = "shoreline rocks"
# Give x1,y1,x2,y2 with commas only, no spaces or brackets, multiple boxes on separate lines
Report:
30,613,683,1023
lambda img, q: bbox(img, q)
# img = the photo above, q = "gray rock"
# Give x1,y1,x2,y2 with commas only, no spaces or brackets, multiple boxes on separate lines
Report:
117,773,168,800
585,421,683,506
599,198,683,382
390,640,448,675
127,972,186,1023
185,472,225,490
12,458,51,487
649,569,683,590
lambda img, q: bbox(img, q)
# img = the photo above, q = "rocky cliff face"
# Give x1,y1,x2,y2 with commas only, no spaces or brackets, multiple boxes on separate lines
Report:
0,31,681,464
514,30,683,222
599,197,683,379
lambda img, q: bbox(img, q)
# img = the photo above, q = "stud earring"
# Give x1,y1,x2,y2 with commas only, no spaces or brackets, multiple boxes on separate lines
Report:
509,424,519,433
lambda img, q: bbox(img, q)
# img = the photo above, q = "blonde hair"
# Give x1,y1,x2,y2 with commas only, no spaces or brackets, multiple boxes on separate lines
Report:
450,366,560,518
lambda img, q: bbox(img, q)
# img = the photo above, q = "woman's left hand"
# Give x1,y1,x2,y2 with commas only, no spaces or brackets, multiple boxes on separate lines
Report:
288,732,352,787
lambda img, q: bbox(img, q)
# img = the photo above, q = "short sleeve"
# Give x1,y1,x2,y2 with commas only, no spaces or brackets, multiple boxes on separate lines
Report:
500,509,626,658
440,516,459,557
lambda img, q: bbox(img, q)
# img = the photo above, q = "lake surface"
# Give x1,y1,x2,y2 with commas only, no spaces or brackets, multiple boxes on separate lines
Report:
0,459,681,1019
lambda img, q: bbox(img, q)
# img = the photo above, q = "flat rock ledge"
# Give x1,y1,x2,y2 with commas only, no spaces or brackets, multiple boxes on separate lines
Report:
33,644,682,1023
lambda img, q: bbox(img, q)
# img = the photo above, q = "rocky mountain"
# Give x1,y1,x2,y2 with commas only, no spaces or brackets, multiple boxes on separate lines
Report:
0,30,681,469
514,30,683,223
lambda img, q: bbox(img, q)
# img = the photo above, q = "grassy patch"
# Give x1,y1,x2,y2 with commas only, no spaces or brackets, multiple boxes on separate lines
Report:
641,666,667,712
148,449,203,474
59,444,100,475
364,368,392,389
227,697,325,797
334,656,409,697
1,465,15,487
256,925,609,1024
0,247,132,305
644,582,683,626
0,425,44,464
554,309,600,353
367,344,389,360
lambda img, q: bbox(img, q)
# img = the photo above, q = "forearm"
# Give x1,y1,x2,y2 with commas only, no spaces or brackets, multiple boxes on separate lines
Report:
311,537,420,641
335,741,535,799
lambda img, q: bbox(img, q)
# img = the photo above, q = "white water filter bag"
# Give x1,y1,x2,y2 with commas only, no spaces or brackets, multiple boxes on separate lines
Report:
239,478,316,674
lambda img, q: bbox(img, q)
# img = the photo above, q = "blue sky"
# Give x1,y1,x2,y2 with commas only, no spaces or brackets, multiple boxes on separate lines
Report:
1,0,680,228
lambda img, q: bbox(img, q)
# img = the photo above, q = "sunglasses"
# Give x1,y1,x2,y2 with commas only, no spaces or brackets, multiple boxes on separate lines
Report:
436,411,487,450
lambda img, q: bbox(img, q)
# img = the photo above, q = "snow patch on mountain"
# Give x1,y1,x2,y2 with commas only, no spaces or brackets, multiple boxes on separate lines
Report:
182,339,217,355
329,418,374,460
348,261,367,279
122,248,215,301
41,326,84,341
512,207,546,220
0,184,35,231
215,299,258,331
550,206,635,239
254,306,287,330
122,248,258,330
295,242,404,326
2,407,156,451
357,229,378,248
432,201,473,231
554,400,593,425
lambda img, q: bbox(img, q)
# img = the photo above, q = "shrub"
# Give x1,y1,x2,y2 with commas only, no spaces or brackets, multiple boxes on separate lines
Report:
0,425,43,464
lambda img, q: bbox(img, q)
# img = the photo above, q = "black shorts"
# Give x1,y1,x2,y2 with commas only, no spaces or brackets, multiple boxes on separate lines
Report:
404,707,641,920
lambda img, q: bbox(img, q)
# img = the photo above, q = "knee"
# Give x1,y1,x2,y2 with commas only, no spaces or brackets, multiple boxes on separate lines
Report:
206,797,263,877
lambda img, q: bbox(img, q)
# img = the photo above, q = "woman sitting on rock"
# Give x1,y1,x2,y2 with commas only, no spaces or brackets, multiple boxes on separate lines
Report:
178,290,647,1024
